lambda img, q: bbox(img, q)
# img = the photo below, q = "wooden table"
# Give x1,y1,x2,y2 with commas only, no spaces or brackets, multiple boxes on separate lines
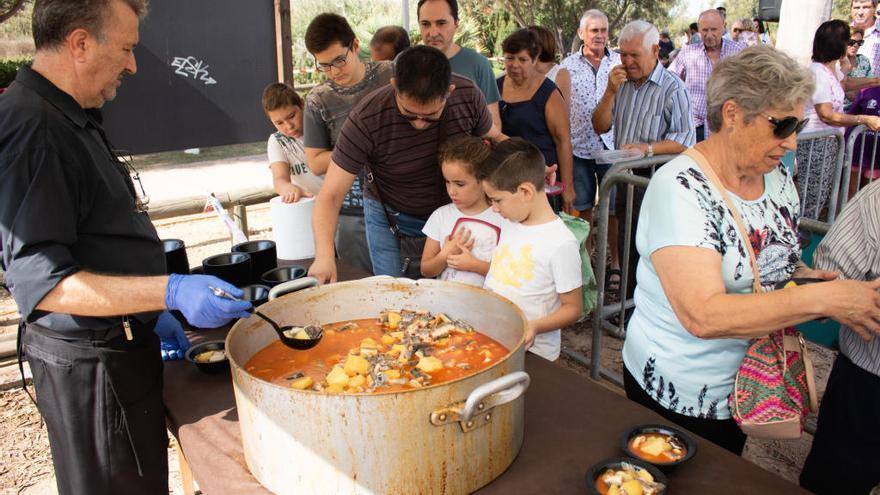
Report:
163,264,806,494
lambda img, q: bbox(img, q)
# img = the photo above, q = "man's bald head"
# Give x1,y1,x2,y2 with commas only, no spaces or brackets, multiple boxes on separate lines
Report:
698,9,725,50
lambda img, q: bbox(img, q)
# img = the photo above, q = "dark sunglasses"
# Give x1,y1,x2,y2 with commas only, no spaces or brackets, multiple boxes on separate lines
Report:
849,39,865,47
398,113,444,123
761,113,809,139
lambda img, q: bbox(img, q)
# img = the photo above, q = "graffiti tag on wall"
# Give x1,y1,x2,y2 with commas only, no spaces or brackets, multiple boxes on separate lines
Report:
171,56,217,85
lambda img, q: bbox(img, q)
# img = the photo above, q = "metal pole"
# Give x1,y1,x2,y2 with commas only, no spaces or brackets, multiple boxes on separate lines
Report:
401,0,410,32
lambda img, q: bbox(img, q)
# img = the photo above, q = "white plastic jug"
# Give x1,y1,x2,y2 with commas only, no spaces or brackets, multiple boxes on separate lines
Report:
269,196,315,260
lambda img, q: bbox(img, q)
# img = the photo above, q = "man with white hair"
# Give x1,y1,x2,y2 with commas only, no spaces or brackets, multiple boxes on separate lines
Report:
560,9,621,283
669,9,745,142
592,20,694,299
593,20,694,158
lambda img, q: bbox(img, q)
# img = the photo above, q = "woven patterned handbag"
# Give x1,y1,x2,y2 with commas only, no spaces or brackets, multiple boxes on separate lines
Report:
731,327,818,438
685,148,818,439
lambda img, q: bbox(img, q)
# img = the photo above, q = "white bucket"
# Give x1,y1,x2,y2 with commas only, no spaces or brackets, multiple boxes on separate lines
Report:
269,196,315,260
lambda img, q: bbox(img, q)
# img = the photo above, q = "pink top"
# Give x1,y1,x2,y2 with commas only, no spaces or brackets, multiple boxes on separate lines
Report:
804,62,845,132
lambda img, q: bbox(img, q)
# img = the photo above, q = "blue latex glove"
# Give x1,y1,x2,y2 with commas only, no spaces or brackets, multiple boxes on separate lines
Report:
154,311,190,361
165,274,252,328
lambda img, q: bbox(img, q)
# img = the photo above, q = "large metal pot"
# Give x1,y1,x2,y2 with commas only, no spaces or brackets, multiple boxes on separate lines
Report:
226,277,529,494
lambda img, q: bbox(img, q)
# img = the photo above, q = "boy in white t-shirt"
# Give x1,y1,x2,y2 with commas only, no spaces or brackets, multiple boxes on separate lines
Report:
478,139,583,361
421,137,503,287
261,82,323,202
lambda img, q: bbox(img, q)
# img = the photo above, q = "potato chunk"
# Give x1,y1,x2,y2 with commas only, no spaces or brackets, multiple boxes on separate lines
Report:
621,480,643,495
349,374,366,388
380,334,396,345
326,366,350,388
416,356,444,374
640,436,670,457
343,355,370,376
360,337,378,349
289,376,313,390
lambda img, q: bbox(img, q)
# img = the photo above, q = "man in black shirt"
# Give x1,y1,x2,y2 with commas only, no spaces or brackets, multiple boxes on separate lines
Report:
0,1,251,493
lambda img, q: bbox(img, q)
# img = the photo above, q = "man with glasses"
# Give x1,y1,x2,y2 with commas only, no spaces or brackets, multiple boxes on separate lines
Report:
303,13,392,274
308,46,503,283
669,9,745,142
418,0,502,129
853,0,880,77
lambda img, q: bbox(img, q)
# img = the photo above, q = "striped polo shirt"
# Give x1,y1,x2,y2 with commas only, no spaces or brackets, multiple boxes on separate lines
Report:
332,74,492,217
814,179,880,377
612,60,696,149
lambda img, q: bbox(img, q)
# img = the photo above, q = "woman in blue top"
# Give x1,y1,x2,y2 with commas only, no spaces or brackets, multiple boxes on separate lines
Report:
622,46,880,455
497,28,575,211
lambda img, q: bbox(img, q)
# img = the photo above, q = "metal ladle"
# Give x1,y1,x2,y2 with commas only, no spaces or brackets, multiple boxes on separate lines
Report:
210,286,323,350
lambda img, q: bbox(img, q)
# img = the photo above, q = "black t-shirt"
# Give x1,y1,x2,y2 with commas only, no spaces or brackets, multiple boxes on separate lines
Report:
0,66,165,331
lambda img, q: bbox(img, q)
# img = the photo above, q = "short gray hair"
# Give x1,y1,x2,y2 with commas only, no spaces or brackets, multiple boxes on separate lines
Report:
705,45,815,132
579,9,608,30
618,20,659,52
33,0,148,50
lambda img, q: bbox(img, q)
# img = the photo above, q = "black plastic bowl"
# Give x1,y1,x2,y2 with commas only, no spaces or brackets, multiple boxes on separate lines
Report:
621,424,697,468
162,238,190,275
232,240,277,284
240,284,270,307
260,265,307,287
185,340,229,374
202,252,252,287
586,457,668,495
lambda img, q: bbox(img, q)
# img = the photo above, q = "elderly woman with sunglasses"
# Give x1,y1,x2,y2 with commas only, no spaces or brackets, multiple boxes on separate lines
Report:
621,46,880,456
799,20,880,219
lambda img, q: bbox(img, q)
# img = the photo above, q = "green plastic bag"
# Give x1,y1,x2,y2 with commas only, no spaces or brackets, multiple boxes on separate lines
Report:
559,212,597,318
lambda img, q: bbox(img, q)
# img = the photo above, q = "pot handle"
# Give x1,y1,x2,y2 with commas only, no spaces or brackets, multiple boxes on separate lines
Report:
430,371,530,433
268,277,319,300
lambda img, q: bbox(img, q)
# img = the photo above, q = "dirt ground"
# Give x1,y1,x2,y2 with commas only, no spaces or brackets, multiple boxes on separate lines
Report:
0,188,836,494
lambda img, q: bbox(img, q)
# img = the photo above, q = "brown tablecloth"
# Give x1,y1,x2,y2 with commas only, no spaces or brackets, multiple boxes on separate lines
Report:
164,264,806,494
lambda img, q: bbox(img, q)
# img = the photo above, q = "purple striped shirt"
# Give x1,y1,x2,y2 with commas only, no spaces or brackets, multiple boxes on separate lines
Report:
668,38,746,127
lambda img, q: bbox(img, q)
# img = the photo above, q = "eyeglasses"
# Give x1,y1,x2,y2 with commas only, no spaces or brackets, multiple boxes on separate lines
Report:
849,39,865,47
314,43,352,72
732,28,743,33
395,92,447,123
114,150,150,213
761,113,809,139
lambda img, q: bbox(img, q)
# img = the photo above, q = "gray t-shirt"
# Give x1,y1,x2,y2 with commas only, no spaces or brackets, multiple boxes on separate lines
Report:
304,60,393,213
449,47,501,105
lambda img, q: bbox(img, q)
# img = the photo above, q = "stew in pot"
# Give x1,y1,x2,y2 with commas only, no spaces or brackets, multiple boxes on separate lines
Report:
244,309,509,393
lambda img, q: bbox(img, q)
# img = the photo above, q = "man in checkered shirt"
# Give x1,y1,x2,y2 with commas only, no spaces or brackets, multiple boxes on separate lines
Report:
668,9,745,142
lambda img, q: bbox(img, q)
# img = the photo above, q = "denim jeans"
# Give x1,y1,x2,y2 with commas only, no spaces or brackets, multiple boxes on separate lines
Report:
363,198,428,277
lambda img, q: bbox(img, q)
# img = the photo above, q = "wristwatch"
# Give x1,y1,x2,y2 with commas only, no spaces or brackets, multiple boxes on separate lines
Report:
646,143,654,157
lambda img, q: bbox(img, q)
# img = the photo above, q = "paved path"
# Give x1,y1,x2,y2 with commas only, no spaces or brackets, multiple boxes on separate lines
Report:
139,154,271,203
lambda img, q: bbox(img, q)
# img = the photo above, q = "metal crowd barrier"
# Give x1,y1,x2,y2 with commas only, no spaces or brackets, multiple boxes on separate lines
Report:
795,129,846,223
841,124,880,209
564,155,673,386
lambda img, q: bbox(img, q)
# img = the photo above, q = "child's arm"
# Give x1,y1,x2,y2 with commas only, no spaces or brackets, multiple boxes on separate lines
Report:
270,162,309,203
420,237,461,277
525,288,582,349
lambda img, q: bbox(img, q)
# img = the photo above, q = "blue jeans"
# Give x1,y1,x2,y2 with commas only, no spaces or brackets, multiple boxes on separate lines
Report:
572,154,615,213
363,198,428,277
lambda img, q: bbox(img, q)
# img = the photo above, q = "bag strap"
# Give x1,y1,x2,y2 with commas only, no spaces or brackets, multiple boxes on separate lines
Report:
683,148,761,293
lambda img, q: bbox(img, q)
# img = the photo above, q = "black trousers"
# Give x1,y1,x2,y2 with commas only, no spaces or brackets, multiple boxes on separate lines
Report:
23,325,168,495
800,354,880,495
624,367,747,455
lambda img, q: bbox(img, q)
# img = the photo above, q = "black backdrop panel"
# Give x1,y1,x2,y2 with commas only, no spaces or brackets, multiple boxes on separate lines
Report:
102,1,276,154
757,0,782,22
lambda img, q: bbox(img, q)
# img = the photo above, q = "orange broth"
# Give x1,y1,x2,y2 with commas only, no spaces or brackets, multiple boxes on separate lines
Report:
244,317,508,393
629,432,686,463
